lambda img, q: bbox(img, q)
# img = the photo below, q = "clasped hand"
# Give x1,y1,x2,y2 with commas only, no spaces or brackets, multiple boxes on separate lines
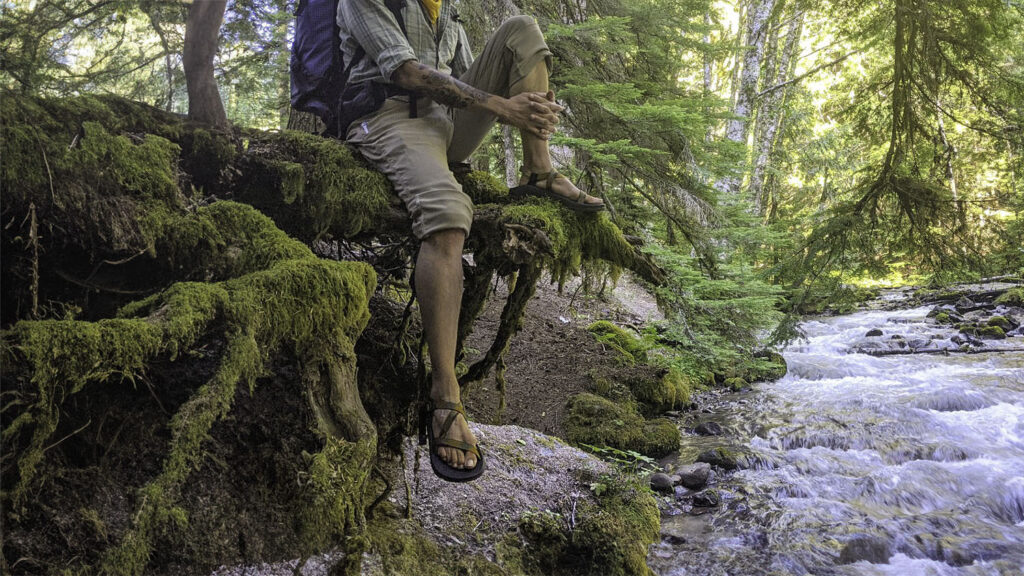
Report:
499,91,563,140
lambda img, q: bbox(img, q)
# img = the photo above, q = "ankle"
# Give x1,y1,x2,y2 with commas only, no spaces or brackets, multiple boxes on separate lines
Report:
430,380,461,403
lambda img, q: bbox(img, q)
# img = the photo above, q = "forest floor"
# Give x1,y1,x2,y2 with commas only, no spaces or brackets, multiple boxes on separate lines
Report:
464,273,664,437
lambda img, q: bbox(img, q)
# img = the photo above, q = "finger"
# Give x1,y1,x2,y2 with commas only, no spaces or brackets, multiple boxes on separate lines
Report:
542,100,564,113
529,115,556,132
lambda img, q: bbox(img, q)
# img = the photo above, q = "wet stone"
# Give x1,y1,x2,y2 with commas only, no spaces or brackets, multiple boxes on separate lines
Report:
865,328,884,337
692,489,720,507
697,448,739,470
650,472,674,494
693,422,723,436
955,296,976,312
838,534,891,565
674,462,711,490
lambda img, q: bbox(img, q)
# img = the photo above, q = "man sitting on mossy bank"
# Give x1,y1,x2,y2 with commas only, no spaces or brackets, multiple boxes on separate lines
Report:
337,0,605,481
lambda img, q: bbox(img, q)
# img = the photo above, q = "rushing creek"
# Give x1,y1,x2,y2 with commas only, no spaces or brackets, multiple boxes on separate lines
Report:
649,291,1024,576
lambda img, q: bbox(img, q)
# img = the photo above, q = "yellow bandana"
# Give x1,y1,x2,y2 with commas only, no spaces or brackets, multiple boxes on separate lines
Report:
421,0,441,26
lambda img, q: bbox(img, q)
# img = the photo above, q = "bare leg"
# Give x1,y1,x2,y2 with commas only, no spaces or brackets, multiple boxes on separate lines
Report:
416,228,478,469
510,62,604,207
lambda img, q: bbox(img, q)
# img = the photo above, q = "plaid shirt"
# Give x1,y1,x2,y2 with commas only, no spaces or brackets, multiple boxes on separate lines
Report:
337,0,474,85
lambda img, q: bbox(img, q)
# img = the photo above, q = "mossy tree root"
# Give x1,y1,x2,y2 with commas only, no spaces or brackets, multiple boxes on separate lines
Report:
460,261,543,389
3,202,378,575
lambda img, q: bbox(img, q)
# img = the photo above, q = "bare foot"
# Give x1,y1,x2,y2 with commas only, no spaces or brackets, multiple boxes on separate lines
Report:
430,393,479,470
521,170,604,207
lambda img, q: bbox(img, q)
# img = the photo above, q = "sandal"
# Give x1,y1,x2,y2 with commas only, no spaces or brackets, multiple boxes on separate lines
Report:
510,169,606,213
419,400,485,483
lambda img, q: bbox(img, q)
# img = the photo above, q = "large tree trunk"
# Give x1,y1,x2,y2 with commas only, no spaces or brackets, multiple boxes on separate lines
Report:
750,9,803,216
183,0,228,128
717,0,775,199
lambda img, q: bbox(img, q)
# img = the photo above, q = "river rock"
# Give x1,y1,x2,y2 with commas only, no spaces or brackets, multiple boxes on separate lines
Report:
650,472,674,493
674,462,711,489
838,534,891,564
691,489,720,507
696,448,739,470
955,296,976,312
865,328,884,337
693,421,723,436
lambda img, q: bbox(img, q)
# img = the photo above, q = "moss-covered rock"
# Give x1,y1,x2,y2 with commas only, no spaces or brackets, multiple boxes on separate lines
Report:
978,325,1006,339
987,316,1011,329
723,377,748,390
564,393,680,457
627,367,692,414
994,287,1024,305
588,320,648,364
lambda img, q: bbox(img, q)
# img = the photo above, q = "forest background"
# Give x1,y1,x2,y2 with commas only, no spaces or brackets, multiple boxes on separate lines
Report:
4,0,1024,339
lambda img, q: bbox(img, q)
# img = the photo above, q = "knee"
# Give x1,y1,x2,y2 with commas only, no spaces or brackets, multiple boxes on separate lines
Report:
423,228,466,258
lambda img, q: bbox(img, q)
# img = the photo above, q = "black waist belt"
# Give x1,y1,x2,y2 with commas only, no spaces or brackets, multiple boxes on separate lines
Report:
382,84,420,118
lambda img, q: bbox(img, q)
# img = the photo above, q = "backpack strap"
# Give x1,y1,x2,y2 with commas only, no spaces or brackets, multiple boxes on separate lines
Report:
384,0,418,118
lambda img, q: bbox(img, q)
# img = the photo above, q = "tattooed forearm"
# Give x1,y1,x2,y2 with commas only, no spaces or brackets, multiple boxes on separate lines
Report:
412,63,491,109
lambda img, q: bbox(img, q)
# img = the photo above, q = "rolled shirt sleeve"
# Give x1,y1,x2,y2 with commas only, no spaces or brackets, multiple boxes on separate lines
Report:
338,0,418,82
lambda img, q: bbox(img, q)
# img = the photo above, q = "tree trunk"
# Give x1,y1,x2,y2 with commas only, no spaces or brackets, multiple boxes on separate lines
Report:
717,0,775,199
183,0,228,128
750,9,803,216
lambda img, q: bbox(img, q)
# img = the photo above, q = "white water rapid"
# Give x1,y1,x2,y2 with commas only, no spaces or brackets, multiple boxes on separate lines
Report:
651,299,1024,576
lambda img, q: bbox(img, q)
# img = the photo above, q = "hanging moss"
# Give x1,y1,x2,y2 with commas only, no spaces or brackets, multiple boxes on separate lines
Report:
493,198,645,284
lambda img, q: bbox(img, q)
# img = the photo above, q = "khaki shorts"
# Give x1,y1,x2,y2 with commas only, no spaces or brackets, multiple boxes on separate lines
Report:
346,16,552,239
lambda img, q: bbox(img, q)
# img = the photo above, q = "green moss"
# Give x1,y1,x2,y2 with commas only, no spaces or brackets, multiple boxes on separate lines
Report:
459,170,509,204
745,352,787,382
723,377,748,390
517,510,569,574
994,287,1024,305
3,318,164,506
497,199,640,284
270,130,393,238
571,477,659,576
565,393,680,458
300,436,376,553
182,128,237,190
628,367,691,414
7,213,377,575
513,478,658,576
155,201,312,281
271,160,305,204
588,321,648,364
978,326,1006,339
935,312,951,323
987,316,1011,329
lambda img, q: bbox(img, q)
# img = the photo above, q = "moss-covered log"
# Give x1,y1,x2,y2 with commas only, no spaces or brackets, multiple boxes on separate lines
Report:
0,93,667,574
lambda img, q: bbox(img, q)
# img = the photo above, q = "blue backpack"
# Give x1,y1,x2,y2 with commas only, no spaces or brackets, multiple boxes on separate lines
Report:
290,0,407,137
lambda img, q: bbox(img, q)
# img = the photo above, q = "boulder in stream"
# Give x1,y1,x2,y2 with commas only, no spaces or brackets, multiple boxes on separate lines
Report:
838,534,891,565
674,462,712,490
